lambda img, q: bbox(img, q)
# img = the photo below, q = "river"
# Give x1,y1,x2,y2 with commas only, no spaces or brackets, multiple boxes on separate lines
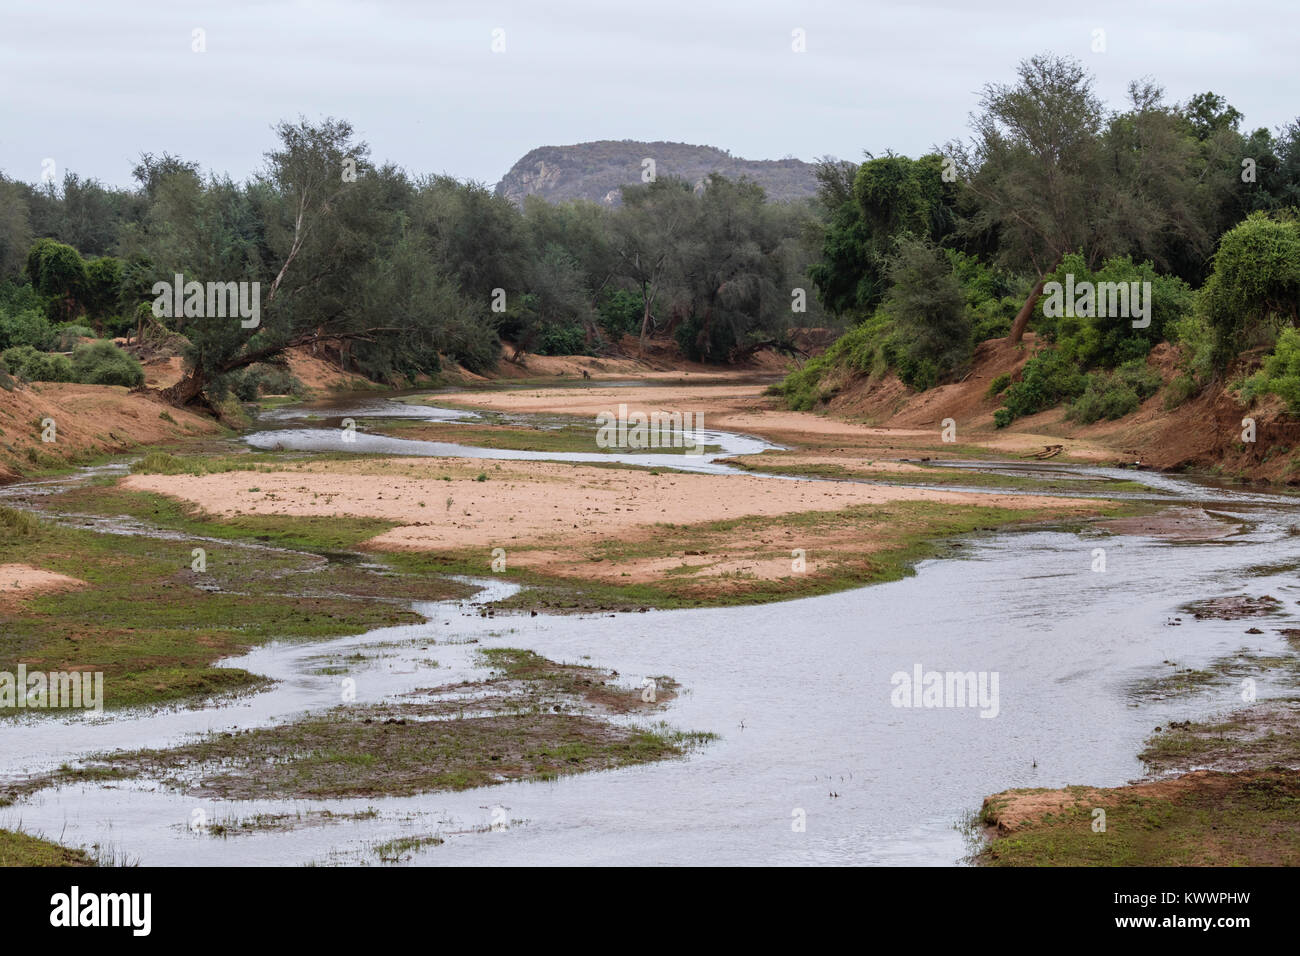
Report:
1,389,1297,865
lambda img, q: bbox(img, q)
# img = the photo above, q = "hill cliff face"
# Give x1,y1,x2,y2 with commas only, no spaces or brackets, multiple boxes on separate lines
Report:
495,140,819,206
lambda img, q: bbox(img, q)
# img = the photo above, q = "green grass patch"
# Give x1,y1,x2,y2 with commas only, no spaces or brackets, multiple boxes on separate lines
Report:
0,829,95,867
0,494,470,714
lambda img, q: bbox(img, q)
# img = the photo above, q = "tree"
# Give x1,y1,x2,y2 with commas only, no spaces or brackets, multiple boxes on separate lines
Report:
132,152,202,200
0,177,32,279
83,256,124,332
879,237,971,388
1200,211,1300,370
161,118,386,406
412,176,530,303
951,55,1111,342
1097,82,1213,283
26,238,87,323
612,176,694,353
807,153,953,317
1184,92,1243,142
674,175,786,361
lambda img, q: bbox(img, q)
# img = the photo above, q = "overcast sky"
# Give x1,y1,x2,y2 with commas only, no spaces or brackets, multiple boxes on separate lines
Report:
1,0,1295,189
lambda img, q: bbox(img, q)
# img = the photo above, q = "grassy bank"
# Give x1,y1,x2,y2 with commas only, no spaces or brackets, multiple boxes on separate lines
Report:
0,828,95,867
0,493,472,715
980,697,1300,865
979,769,1300,866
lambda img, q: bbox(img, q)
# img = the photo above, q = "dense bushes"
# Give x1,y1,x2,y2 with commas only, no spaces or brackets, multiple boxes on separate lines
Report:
51,324,94,349
880,239,973,389
993,350,1163,427
597,289,644,338
770,240,981,404
535,322,590,356
1199,212,1300,370
987,254,1191,425
994,348,1088,425
767,313,896,410
229,363,302,400
0,338,145,388
1066,360,1163,423
1,345,74,382
25,238,87,323
70,340,144,387
1242,327,1300,413
0,307,54,350
1035,254,1192,368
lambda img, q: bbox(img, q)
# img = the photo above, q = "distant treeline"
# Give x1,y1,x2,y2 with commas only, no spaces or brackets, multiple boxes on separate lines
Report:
0,121,825,406
4,54,1299,417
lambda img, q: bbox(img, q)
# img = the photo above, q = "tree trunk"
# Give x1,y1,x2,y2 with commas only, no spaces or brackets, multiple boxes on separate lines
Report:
637,286,652,356
161,366,208,406
1009,275,1047,344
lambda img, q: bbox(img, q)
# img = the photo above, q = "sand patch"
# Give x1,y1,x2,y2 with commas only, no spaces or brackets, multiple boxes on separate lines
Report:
983,772,1219,834
0,563,86,607
120,456,1098,600
122,456,1090,556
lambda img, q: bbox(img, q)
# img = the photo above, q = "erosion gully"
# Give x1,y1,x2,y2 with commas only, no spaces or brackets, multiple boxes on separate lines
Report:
1,387,1297,865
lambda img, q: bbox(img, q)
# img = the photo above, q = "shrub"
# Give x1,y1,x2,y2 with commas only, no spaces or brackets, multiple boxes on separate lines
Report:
51,324,95,350
25,238,87,323
1242,327,1300,414
0,505,40,540
992,407,1013,429
997,347,1088,423
230,363,302,401
1066,360,1162,424
535,322,590,356
1199,212,1300,370
768,313,892,410
1163,373,1201,410
0,308,55,350
880,238,972,388
1167,312,1215,389
986,373,1011,398
947,250,1017,343
597,289,644,338
1035,253,1192,368
1,345,74,382
70,339,144,387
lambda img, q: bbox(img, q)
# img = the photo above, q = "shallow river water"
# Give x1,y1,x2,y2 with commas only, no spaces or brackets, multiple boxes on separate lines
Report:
2,391,1297,865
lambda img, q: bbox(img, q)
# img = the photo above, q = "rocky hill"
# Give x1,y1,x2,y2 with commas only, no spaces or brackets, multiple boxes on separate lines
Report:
495,140,819,206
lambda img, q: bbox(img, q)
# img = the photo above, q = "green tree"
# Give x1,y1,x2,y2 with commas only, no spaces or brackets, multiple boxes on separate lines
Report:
1199,211,1300,370
951,55,1112,342
161,119,392,405
612,176,694,353
26,238,87,323
0,177,32,279
807,153,954,317
83,256,124,332
879,237,972,388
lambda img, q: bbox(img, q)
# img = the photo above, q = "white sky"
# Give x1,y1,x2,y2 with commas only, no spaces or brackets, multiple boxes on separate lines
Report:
1,0,1295,189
